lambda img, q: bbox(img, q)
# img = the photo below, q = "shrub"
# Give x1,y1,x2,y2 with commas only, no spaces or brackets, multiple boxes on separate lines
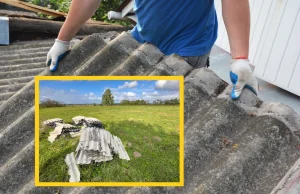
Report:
27,0,132,26
40,99,66,108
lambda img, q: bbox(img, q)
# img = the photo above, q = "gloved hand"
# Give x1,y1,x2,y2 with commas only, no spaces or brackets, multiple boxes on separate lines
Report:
46,39,70,72
230,58,258,99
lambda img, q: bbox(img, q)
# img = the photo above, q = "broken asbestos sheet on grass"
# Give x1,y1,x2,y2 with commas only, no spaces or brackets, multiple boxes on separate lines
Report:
75,127,130,164
68,127,130,182
43,116,130,182
47,123,80,143
65,152,80,182
43,119,80,143
42,118,63,127
43,115,103,143
72,116,103,127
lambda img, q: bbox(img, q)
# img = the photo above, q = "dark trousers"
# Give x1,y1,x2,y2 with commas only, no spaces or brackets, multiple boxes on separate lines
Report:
182,51,210,69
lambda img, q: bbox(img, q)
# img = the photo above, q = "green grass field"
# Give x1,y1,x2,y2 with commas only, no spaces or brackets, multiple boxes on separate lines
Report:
39,105,180,182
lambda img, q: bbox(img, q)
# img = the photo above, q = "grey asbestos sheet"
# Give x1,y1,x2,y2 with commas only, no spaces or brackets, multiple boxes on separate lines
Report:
65,152,80,182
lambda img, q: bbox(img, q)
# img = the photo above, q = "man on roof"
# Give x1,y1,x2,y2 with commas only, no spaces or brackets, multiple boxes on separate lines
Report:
46,0,258,100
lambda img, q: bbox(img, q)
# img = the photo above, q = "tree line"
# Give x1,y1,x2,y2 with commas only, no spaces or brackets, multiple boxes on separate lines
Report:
152,98,180,105
119,99,179,105
40,99,66,108
102,89,179,105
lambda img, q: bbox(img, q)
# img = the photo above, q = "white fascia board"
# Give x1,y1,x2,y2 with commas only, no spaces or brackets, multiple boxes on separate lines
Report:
121,0,135,18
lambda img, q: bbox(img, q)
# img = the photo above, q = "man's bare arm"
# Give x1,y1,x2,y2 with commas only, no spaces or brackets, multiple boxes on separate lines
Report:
46,0,101,71
221,0,258,99
221,0,250,58
58,0,102,41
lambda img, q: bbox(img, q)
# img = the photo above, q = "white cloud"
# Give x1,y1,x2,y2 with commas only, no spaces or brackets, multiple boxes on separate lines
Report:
88,96,101,100
118,81,138,89
84,92,95,97
142,90,179,102
155,80,179,91
82,92,99,100
112,91,137,102
124,92,136,97
70,89,77,93
40,87,102,104
142,91,159,96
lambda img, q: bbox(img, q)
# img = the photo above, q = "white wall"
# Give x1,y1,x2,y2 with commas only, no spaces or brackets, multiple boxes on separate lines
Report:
215,0,300,96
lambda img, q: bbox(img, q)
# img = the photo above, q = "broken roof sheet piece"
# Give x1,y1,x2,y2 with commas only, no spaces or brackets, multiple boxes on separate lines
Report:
65,152,80,182
113,136,130,160
70,130,83,138
47,123,79,143
1,30,300,194
42,118,63,127
83,117,103,128
75,127,130,164
56,123,80,133
72,116,86,125
47,124,63,143
72,116,103,127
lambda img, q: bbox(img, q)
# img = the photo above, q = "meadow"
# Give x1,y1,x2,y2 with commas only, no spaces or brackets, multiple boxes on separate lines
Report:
39,105,180,182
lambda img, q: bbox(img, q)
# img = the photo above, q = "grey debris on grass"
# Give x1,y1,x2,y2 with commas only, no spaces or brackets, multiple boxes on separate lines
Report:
48,124,64,143
42,118,63,127
72,116,103,127
70,130,83,138
75,127,130,164
47,123,79,143
45,116,102,143
113,135,130,160
65,152,80,182
57,123,80,133
83,117,103,128
72,116,86,125
44,116,129,183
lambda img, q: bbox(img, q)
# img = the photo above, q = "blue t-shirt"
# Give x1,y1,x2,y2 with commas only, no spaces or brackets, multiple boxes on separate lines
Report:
131,0,218,57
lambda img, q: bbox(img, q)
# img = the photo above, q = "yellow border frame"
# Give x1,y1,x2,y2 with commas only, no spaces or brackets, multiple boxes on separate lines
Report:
34,76,184,187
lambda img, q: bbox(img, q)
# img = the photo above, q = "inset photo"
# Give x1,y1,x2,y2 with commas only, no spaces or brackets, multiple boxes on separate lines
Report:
34,76,184,187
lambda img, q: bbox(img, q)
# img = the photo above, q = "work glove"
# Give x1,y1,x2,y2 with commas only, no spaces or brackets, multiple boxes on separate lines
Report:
230,58,258,100
46,39,70,72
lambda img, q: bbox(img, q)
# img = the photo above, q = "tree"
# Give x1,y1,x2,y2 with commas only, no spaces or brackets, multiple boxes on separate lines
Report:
27,0,132,26
102,89,114,106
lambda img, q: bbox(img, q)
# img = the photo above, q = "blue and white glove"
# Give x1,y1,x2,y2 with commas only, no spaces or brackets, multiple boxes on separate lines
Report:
46,39,70,72
230,58,258,100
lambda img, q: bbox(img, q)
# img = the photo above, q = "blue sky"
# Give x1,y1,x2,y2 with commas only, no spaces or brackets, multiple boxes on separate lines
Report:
39,80,179,104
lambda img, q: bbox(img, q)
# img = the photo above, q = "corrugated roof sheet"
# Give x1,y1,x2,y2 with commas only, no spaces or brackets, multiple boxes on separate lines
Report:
65,152,80,183
0,31,300,194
